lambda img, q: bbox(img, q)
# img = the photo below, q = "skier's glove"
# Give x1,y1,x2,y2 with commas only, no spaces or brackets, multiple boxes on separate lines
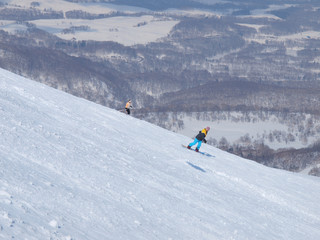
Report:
203,139,207,143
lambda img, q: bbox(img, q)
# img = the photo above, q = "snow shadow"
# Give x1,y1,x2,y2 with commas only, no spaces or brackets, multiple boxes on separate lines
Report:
187,162,206,173
199,152,215,157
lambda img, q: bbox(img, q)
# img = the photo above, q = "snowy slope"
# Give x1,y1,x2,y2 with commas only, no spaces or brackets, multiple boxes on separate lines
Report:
0,68,320,240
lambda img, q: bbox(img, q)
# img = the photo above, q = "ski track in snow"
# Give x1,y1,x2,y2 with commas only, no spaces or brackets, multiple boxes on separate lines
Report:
0,68,320,239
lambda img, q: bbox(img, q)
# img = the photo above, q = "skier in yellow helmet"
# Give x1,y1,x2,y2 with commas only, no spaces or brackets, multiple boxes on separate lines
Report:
187,127,210,152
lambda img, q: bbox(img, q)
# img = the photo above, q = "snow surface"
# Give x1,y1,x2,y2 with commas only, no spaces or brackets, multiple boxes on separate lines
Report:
0,68,320,239
2,0,178,46
172,112,320,150
1,0,294,45
28,16,179,45
178,114,291,149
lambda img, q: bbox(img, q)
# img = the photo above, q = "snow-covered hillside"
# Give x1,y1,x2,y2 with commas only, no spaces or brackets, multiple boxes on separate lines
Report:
1,0,296,45
0,68,320,240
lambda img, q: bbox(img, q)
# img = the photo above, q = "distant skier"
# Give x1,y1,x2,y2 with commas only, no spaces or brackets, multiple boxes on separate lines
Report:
187,127,210,152
125,100,133,115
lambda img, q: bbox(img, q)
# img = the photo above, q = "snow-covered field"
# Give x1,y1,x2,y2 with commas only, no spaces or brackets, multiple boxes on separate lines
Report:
1,0,179,45
179,115,294,149
28,16,179,45
243,30,320,45
159,112,320,150
3,0,313,46
1,68,320,240
0,16,179,46
250,4,297,17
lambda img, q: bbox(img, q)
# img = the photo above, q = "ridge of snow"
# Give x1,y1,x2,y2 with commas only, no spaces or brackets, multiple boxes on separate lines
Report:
0,68,319,240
